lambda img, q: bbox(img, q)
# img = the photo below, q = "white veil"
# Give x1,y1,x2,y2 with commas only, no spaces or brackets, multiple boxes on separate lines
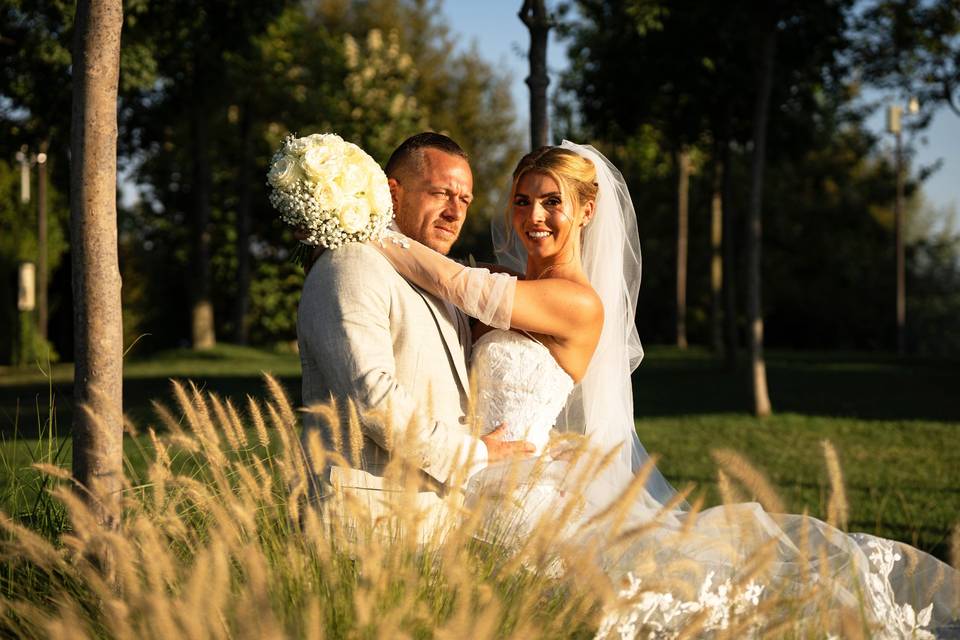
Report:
492,140,680,506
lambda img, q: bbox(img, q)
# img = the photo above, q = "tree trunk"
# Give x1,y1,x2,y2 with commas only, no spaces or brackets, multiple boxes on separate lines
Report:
710,149,724,354
190,85,216,350
70,0,124,529
894,129,906,355
721,138,738,369
747,15,776,418
37,140,49,343
520,0,551,149
675,146,691,349
233,106,253,345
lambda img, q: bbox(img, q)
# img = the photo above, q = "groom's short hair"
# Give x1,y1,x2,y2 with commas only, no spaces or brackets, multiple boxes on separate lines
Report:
385,132,468,179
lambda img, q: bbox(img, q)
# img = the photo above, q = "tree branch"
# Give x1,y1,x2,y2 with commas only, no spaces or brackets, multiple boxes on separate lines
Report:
944,78,960,117
519,0,533,27
519,0,551,29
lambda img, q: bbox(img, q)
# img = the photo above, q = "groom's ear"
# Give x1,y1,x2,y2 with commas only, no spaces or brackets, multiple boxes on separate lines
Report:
388,177,402,212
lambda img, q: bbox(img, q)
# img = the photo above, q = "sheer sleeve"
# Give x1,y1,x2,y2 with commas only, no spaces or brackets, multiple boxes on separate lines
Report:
373,226,517,329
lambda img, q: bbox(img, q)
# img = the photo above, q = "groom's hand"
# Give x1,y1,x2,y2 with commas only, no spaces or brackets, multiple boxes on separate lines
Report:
481,423,535,462
293,226,325,273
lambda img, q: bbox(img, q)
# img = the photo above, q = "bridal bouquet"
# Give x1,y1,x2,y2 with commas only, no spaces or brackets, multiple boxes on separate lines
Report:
267,133,393,254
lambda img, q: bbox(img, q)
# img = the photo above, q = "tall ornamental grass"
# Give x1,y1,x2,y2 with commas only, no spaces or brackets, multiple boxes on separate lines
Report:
0,375,957,638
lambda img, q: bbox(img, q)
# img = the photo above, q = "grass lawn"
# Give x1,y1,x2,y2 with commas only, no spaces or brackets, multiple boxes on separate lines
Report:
639,414,959,559
0,343,302,433
1,343,957,558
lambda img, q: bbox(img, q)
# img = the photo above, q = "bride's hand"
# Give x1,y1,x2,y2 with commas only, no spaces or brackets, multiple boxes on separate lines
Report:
481,423,535,463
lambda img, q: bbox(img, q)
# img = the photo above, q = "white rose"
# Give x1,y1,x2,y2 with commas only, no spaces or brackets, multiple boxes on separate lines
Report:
365,155,385,177
339,197,371,233
343,143,366,164
286,137,310,157
368,177,392,213
267,155,301,189
313,176,344,210
302,145,337,183
340,162,366,194
312,133,348,151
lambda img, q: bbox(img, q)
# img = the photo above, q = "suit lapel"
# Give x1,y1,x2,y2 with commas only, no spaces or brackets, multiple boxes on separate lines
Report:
409,284,471,396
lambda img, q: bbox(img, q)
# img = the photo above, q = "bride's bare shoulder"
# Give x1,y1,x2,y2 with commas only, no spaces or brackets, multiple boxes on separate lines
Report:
567,280,603,325
529,277,603,328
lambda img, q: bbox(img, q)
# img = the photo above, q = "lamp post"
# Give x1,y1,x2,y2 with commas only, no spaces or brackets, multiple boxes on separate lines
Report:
886,97,919,356
11,144,49,342
15,145,32,203
36,146,48,342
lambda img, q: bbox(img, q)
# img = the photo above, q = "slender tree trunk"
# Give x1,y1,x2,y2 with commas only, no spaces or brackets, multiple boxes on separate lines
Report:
675,146,691,349
520,0,551,149
70,0,124,529
37,140,49,343
710,149,724,354
747,15,776,418
894,129,906,355
721,139,738,369
234,106,253,345
190,86,216,350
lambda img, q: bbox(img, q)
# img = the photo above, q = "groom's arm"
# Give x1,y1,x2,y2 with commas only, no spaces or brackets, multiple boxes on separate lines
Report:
300,244,487,484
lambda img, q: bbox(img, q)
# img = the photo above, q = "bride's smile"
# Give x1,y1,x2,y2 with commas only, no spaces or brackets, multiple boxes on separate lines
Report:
512,173,576,258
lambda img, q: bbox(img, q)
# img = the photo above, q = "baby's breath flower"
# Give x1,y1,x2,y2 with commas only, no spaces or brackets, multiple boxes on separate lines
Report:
267,133,393,256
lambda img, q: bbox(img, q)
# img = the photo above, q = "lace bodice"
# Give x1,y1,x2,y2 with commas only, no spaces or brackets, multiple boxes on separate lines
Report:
471,329,574,455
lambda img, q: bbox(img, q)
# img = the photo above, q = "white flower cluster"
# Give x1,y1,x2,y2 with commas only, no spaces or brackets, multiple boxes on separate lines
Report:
594,571,765,639
863,539,935,640
267,133,393,250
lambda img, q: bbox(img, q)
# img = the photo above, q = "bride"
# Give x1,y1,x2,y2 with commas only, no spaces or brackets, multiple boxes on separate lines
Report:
373,142,959,635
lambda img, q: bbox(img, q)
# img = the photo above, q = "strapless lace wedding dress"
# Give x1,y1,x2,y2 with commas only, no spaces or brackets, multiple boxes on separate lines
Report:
471,329,574,455
466,329,959,637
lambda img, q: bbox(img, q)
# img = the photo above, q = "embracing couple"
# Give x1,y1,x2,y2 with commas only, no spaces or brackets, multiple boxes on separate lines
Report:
296,131,657,514
297,132,958,633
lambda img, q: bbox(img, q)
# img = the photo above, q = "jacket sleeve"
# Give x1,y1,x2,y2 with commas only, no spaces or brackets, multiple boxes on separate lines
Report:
299,244,486,484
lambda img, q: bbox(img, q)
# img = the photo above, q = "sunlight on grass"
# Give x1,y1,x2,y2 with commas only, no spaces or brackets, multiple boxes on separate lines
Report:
0,376,957,637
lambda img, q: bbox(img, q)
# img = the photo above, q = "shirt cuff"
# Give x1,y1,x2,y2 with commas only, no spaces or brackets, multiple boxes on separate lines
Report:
449,433,488,483
465,438,488,479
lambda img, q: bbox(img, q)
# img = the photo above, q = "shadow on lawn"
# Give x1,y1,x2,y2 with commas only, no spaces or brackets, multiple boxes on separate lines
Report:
0,375,303,439
2,346,958,438
634,349,960,422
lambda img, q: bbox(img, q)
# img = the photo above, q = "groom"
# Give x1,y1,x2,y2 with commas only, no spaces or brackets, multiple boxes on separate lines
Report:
298,132,531,518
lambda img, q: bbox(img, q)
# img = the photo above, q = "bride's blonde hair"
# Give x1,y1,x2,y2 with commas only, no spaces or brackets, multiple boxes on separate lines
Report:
505,147,599,248
511,146,598,213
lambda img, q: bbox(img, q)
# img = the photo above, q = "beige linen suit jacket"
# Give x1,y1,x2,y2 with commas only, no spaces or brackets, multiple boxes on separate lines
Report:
298,243,478,493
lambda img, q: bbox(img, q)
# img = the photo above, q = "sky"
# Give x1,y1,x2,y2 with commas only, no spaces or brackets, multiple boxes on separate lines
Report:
442,0,959,223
